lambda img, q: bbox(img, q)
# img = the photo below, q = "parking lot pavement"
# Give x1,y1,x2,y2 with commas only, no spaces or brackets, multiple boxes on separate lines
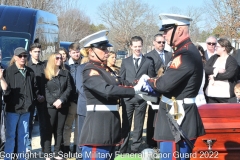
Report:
28,121,44,160
29,121,76,160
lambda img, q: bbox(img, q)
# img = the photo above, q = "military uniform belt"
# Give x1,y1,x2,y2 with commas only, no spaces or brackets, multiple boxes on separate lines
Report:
86,105,119,111
161,95,195,105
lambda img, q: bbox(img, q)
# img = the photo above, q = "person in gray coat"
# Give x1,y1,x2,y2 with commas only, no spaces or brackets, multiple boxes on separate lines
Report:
75,49,89,159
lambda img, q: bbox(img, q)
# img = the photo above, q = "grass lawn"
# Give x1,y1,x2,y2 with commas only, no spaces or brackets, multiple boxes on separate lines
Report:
115,153,142,160
115,152,159,160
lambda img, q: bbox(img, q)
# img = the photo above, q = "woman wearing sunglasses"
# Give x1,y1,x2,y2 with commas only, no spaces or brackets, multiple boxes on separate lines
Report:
43,53,72,159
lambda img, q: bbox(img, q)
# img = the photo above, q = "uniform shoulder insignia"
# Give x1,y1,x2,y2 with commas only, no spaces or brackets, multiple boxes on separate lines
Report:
89,69,100,76
170,55,182,69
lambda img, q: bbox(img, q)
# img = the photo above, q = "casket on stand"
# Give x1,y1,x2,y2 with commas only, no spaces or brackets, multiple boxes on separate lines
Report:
191,104,240,160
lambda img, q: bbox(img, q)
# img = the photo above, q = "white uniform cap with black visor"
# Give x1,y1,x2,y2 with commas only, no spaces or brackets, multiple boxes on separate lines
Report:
79,30,113,62
159,14,192,46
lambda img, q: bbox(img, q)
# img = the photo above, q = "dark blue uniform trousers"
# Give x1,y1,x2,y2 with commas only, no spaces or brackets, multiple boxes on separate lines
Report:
159,140,195,160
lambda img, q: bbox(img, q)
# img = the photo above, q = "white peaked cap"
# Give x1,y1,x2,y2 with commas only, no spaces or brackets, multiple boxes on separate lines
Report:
159,13,192,31
79,30,113,48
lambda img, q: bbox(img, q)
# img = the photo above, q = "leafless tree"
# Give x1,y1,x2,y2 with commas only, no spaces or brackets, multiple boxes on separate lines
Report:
0,0,59,12
168,6,204,43
204,0,240,41
58,8,92,42
98,0,159,55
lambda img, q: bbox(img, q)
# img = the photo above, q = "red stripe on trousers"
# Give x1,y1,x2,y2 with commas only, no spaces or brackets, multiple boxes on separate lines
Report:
91,146,97,160
172,142,176,160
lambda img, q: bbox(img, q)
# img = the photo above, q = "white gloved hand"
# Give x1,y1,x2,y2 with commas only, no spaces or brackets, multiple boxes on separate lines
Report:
134,82,143,92
135,74,149,91
139,74,150,82
134,74,150,94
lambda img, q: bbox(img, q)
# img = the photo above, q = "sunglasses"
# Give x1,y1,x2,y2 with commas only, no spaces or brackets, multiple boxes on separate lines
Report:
96,46,108,51
156,41,165,44
56,56,62,60
18,54,27,58
207,42,216,46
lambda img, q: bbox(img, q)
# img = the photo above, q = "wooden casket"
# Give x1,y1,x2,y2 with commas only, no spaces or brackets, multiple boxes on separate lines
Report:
191,104,240,160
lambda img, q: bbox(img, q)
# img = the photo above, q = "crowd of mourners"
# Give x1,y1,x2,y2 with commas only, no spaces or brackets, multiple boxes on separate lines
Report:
0,32,240,160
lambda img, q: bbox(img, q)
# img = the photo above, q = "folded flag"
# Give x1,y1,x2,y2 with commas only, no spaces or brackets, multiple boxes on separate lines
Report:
141,80,160,97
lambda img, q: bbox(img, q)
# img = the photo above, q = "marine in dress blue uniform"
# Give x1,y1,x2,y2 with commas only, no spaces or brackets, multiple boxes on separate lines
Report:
78,30,138,160
145,14,205,160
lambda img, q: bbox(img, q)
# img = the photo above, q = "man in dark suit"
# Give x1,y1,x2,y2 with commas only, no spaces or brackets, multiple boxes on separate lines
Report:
146,34,172,74
145,34,172,148
119,36,155,153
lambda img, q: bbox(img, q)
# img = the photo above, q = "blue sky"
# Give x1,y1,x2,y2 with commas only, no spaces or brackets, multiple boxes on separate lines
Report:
79,0,205,25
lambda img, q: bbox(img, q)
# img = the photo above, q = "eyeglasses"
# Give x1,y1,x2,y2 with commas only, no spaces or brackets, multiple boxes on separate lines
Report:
207,42,216,46
18,55,27,58
156,41,165,44
56,56,62,60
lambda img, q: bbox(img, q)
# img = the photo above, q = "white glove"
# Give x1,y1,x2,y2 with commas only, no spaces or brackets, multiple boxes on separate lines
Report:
134,82,143,92
134,74,149,91
139,74,150,82
134,74,150,94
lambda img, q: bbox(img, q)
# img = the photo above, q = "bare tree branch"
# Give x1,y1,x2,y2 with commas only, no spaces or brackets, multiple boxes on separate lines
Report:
204,0,240,40
98,0,159,54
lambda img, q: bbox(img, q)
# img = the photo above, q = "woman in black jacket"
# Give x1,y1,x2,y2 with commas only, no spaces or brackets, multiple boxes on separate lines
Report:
43,53,72,159
205,38,239,103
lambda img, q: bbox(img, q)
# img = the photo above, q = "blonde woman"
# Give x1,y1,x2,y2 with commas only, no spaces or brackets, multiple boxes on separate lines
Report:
107,51,120,74
43,53,72,159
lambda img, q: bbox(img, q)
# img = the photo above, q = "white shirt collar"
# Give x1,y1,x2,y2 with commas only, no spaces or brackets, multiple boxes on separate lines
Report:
156,49,164,55
133,54,143,59
68,57,78,65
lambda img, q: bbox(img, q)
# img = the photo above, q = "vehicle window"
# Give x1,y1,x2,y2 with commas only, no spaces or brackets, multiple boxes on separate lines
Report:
0,36,29,66
116,51,127,59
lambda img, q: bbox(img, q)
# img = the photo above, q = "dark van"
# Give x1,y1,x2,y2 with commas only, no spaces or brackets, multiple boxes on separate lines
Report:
0,5,59,66
60,41,72,53
116,50,127,59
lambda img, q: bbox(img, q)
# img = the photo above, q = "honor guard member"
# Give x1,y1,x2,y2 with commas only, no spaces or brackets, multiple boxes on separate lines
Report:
79,30,140,160
145,14,205,160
